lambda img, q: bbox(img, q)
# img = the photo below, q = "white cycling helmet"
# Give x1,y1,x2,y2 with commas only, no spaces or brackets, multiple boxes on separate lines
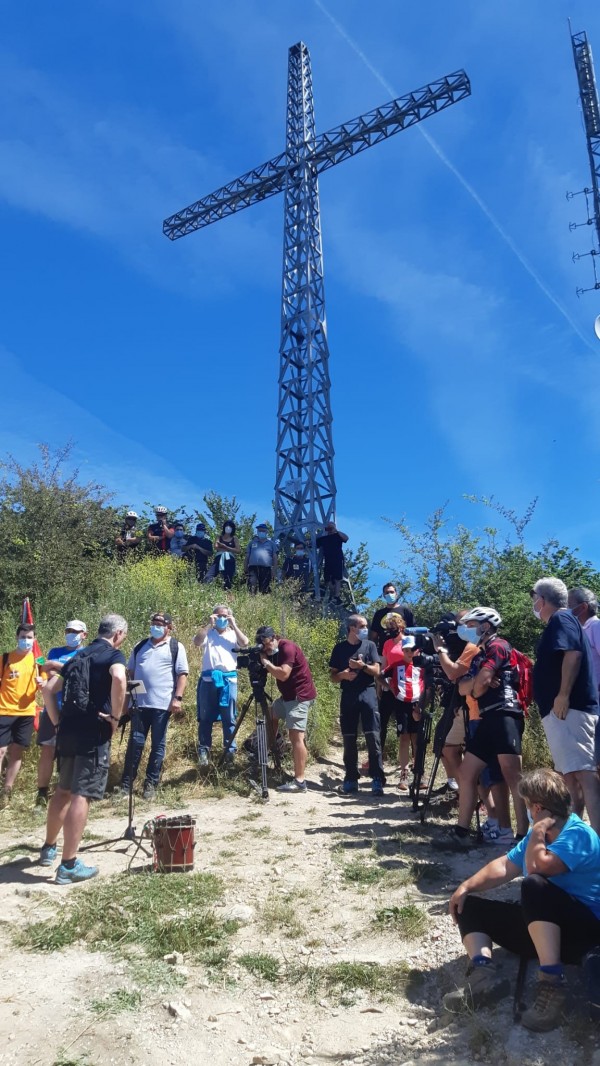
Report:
154,505,168,515
126,510,139,519
461,606,502,629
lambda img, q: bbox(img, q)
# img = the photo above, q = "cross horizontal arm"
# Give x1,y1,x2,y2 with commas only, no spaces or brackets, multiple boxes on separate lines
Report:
311,71,470,174
163,151,288,239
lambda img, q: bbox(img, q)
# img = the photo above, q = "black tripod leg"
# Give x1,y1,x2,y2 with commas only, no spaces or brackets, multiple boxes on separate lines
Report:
256,717,269,800
420,753,443,824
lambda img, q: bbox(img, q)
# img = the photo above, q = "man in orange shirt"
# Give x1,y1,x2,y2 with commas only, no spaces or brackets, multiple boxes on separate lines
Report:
0,623,43,804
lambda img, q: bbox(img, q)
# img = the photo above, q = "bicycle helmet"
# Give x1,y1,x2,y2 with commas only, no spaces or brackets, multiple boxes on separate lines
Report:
461,606,502,629
126,510,139,519
154,505,168,515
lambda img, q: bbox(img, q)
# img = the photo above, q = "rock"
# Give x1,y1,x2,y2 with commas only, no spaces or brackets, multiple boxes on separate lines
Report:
207,1014,218,1022
166,1001,191,1021
224,903,255,924
163,952,184,966
259,992,276,1001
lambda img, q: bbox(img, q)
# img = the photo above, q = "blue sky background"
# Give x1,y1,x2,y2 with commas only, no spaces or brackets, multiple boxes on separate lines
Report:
2,0,600,586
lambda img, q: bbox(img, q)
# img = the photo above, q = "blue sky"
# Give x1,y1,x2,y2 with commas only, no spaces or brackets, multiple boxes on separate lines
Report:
2,0,600,585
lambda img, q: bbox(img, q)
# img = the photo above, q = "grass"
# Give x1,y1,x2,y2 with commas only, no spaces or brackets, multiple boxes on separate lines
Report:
372,904,427,939
53,1055,92,1066
89,987,142,1015
238,952,281,981
261,891,306,937
15,871,236,963
296,960,422,1005
342,860,386,886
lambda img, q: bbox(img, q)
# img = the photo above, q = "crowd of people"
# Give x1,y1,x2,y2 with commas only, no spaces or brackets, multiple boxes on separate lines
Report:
116,506,350,598
2,572,600,1031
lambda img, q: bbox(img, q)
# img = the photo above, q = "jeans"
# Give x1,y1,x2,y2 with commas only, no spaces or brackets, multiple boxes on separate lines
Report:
197,678,238,754
121,707,171,788
340,687,384,783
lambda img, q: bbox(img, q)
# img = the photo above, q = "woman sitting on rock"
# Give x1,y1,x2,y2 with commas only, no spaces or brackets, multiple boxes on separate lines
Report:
445,767,600,1031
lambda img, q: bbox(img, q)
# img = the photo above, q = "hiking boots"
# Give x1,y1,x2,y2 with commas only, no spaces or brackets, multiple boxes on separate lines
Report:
142,783,156,801
520,972,566,1032
371,778,384,797
398,768,410,792
443,961,510,1013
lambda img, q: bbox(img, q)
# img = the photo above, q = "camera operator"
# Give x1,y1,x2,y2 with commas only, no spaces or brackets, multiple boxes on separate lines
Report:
192,605,249,766
255,626,316,794
431,611,481,793
329,615,384,796
449,607,528,848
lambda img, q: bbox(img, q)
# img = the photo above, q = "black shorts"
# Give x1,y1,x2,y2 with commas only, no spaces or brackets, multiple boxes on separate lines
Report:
395,703,421,736
36,709,57,746
466,711,524,763
324,564,344,582
57,742,110,800
0,715,35,749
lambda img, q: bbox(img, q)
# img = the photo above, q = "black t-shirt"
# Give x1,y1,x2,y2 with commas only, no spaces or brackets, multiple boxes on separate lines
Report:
470,636,520,715
329,639,380,693
533,610,599,718
369,603,415,652
185,535,213,572
282,556,311,589
316,532,345,566
57,638,126,754
148,522,173,552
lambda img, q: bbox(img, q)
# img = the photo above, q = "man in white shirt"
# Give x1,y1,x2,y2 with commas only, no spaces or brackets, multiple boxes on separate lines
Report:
193,604,249,766
120,612,188,799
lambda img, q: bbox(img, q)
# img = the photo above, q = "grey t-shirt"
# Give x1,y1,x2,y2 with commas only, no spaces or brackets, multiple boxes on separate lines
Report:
128,639,189,710
246,537,277,567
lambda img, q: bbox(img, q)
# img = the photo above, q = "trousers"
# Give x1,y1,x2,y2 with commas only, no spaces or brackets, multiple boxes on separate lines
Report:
340,687,384,783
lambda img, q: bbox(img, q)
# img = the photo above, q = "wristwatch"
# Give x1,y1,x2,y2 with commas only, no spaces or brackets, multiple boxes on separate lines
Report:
172,696,182,703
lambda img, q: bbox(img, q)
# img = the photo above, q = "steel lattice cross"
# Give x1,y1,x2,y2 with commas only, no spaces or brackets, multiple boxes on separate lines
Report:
164,42,470,597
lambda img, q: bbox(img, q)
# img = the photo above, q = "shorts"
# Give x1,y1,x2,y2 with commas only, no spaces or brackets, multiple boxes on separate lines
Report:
395,702,421,736
57,743,111,800
36,709,57,747
0,715,35,749
273,697,313,732
542,709,597,775
468,720,504,787
324,564,343,583
466,711,524,764
444,710,467,747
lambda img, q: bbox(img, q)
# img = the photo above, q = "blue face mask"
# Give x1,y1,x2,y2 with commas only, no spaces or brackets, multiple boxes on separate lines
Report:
17,637,34,652
257,531,267,540
383,593,396,604
215,617,229,631
357,627,369,640
150,624,166,639
527,809,534,826
457,625,480,644
65,632,83,649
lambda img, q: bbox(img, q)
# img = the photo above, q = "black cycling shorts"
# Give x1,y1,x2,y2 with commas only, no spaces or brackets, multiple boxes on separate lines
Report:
466,711,524,763
0,715,35,749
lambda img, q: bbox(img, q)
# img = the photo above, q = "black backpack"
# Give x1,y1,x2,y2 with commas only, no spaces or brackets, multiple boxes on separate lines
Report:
61,645,98,719
132,637,179,688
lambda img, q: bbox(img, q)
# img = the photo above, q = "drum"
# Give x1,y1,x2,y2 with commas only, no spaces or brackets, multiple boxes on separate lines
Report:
153,815,196,873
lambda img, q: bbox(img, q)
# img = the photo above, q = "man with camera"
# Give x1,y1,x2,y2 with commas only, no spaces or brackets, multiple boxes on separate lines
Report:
329,614,384,796
255,626,316,793
193,605,249,765
115,511,142,557
147,505,174,553
39,613,128,884
120,612,188,800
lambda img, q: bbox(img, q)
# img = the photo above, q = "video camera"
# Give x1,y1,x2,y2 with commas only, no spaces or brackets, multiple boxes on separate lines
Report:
236,644,269,695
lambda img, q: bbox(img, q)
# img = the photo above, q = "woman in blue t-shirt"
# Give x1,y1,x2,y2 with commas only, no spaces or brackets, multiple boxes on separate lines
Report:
444,768,600,1032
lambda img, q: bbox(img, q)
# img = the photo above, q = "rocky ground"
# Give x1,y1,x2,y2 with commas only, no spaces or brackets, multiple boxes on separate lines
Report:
0,743,598,1066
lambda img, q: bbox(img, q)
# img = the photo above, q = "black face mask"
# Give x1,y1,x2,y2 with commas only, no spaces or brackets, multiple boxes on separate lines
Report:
386,627,400,637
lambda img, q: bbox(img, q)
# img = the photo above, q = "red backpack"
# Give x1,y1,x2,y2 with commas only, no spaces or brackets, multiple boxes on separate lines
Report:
510,647,534,715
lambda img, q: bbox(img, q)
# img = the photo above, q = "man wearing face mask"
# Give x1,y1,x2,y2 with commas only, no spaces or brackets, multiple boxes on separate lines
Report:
193,605,249,765
256,626,317,793
245,523,278,595
450,607,528,847
120,613,189,800
0,623,44,805
329,614,384,796
369,583,415,653
184,522,213,583
282,541,312,594
169,522,188,559
532,577,600,831
35,620,88,807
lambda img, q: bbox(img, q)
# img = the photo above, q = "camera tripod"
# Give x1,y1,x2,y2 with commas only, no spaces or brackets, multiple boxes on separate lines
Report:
222,686,281,800
80,682,152,857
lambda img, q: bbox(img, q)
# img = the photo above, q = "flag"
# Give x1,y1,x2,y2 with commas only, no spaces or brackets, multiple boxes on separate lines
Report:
21,597,43,730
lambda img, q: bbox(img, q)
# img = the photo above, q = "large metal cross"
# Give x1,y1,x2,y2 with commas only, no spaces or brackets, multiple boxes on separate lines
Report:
164,42,470,597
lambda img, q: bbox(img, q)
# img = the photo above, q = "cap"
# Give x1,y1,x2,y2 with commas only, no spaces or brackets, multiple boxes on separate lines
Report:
401,635,416,649
256,625,276,642
256,522,269,530
195,522,206,531
66,619,87,633
151,612,173,625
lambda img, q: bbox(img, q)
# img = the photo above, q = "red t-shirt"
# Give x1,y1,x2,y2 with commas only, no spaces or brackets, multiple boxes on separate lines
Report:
274,638,317,702
382,638,424,702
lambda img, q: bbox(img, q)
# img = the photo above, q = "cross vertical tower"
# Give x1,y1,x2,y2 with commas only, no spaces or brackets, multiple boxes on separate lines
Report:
568,25,600,295
276,43,335,567
163,43,471,597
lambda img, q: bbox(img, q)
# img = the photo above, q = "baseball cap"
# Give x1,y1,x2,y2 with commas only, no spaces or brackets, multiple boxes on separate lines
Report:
401,635,416,649
66,619,87,633
256,625,276,642
151,612,173,625
257,522,269,530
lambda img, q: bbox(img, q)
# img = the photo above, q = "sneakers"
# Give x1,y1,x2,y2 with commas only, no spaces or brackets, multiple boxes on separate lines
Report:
398,769,410,792
55,859,99,885
223,750,236,765
198,749,209,767
371,778,384,797
446,777,459,792
521,972,566,1032
338,780,358,795
39,843,57,867
142,782,156,800
276,778,307,793
35,790,49,808
484,826,515,847
443,961,510,1013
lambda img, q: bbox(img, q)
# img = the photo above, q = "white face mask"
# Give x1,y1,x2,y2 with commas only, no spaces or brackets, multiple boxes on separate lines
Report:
533,598,543,620
17,637,34,652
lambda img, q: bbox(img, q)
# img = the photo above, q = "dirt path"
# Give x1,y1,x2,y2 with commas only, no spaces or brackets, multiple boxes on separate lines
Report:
0,748,597,1066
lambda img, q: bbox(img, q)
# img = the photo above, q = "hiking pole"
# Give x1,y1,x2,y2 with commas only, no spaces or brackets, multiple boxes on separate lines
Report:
410,691,435,812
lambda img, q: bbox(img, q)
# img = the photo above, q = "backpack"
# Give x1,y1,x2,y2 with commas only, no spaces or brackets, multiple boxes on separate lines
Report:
61,645,97,718
509,647,534,716
132,637,179,688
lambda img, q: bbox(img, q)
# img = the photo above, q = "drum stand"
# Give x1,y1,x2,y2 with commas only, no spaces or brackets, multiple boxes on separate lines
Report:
80,684,152,858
